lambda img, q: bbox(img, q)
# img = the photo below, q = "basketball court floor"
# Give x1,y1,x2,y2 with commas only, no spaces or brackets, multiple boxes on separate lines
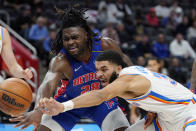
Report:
0,123,101,131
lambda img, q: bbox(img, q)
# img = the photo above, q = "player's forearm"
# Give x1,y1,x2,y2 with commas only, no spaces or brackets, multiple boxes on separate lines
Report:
35,83,55,107
72,90,107,109
9,63,24,78
190,59,196,91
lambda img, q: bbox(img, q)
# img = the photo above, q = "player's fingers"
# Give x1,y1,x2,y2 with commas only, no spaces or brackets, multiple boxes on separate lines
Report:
20,122,32,130
14,119,30,128
9,115,25,122
144,118,153,129
33,124,40,131
43,98,50,107
24,68,33,79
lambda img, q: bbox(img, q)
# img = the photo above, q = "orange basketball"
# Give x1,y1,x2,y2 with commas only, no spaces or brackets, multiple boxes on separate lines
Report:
0,78,32,116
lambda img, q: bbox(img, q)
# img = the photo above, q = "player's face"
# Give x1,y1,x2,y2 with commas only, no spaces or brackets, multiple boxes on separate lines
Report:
96,61,121,87
147,60,160,73
62,27,88,57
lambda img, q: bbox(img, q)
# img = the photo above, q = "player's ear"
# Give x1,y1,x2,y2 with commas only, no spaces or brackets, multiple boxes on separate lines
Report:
116,65,122,74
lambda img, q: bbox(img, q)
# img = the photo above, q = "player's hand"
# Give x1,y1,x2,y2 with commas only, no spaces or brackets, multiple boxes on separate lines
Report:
39,97,64,116
22,68,33,79
9,110,43,131
144,112,157,129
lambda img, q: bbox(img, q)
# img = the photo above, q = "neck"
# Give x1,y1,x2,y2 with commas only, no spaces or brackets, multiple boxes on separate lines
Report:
75,46,92,63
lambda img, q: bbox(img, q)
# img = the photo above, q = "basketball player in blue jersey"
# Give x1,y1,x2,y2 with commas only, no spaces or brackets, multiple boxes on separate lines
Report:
10,5,134,131
40,50,196,131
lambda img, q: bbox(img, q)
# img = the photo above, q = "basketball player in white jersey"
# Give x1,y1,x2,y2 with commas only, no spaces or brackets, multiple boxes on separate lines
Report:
0,26,32,79
39,50,196,131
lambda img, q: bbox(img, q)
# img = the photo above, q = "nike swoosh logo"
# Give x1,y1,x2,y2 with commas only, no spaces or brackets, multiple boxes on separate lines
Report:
74,66,82,72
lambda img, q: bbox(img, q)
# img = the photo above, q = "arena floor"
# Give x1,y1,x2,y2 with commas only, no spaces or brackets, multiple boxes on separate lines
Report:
0,123,101,131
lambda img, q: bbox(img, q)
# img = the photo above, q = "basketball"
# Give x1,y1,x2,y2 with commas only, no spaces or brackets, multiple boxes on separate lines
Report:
0,78,32,116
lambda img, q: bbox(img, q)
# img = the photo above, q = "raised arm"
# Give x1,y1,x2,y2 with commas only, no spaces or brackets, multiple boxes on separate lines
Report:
1,27,33,79
101,37,133,66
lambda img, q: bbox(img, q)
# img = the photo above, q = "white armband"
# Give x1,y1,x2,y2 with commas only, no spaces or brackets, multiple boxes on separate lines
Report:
61,100,74,112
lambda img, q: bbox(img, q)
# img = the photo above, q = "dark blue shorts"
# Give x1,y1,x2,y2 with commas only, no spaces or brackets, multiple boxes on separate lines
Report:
52,95,118,131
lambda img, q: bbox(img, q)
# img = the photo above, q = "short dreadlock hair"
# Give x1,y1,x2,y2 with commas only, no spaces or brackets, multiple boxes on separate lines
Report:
50,4,97,55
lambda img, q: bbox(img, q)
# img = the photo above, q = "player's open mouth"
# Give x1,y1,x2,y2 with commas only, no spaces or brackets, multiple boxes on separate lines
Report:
69,47,78,53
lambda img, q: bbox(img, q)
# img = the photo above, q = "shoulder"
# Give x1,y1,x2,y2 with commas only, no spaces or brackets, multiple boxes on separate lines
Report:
101,37,119,50
119,66,145,76
49,53,72,79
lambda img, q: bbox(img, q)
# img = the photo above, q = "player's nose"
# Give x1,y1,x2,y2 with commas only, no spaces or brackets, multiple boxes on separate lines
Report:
96,71,103,79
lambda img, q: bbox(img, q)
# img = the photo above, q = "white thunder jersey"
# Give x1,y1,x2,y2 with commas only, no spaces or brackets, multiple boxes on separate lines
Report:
119,66,196,131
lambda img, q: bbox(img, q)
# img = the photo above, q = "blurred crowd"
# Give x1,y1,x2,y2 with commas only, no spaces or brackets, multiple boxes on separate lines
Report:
1,0,196,87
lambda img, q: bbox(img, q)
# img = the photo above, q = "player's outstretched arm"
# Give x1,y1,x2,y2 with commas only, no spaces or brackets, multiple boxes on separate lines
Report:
39,75,131,116
9,54,70,130
191,59,196,93
39,75,150,116
1,27,33,79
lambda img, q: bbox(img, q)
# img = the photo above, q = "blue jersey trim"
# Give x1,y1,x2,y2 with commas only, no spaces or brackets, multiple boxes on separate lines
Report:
184,121,196,130
150,91,191,103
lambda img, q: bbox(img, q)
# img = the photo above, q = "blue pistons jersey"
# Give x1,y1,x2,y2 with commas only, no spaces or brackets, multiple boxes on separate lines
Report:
53,39,119,131
58,40,102,99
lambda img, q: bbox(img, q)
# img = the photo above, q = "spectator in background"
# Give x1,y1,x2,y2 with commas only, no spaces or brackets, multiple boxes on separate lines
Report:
175,16,189,37
85,10,101,39
161,10,177,35
188,9,196,26
145,8,159,27
15,4,32,40
147,57,161,73
136,56,146,67
116,22,132,47
29,16,49,42
135,34,152,58
28,16,49,60
105,0,125,24
147,57,168,75
187,21,196,42
97,0,108,28
155,1,170,18
134,8,146,35
168,57,187,84
152,33,170,58
170,33,196,60
170,0,183,17
43,28,57,66
173,8,183,24
114,0,132,25
102,22,120,45
160,59,168,75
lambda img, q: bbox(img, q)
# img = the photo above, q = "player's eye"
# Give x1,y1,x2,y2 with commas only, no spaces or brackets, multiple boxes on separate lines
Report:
71,36,78,40
64,37,69,41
